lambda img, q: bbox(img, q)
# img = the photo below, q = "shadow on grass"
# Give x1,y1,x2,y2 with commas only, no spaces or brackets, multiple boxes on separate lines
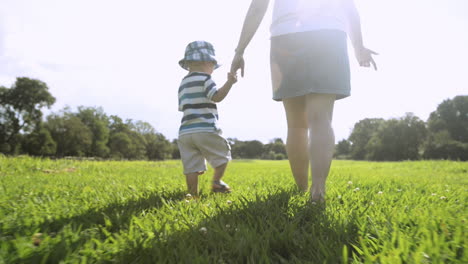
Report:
47,189,187,233
6,189,187,236
5,189,186,263
114,190,360,264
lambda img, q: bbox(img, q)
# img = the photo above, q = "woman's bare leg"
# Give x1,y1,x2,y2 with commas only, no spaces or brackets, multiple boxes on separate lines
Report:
283,96,309,192
305,94,336,201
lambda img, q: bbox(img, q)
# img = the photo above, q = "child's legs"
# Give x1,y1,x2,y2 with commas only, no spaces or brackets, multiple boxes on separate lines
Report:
213,162,228,182
178,134,207,195
282,96,309,192
185,172,201,195
193,133,231,182
305,93,335,200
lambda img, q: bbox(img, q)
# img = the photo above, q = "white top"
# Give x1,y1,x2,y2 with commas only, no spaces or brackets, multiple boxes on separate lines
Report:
270,0,348,37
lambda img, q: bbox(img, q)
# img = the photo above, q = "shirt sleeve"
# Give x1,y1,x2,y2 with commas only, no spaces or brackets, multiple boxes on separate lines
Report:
178,98,182,112
204,76,218,100
178,90,183,111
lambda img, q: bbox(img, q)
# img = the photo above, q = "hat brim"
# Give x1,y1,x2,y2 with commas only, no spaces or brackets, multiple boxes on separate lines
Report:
179,58,221,71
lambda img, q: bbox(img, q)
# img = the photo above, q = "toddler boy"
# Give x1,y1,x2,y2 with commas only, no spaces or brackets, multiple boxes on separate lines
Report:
177,41,237,195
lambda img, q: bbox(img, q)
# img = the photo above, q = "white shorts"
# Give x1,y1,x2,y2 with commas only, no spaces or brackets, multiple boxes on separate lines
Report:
178,132,231,174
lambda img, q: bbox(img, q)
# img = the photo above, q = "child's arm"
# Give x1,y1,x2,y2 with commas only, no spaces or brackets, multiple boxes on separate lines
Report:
211,72,237,103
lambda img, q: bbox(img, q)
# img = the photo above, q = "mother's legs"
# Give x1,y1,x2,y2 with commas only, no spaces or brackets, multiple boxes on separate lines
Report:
283,94,336,201
283,96,309,192
306,94,335,201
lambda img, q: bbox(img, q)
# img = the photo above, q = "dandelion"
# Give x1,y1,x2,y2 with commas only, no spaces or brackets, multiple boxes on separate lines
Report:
32,233,43,246
226,200,232,205
440,196,447,200
378,191,383,195
354,187,360,192
199,227,207,234
347,181,353,185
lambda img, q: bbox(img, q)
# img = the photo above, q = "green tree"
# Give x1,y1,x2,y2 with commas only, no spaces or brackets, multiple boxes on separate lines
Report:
75,106,110,158
22,127,57,156
108,132,133,159
108,115,127,134
424,96,468,160
107,117,146,160
0,77,55,154
334,139,351,159
348,118,384,160
45,109,92,157
134,121,172,160
171,139,180,159
427,96,468,142
263,138,286,160
365,113,427,161
228,138,242,159
423,130,468,160
233,140,264,159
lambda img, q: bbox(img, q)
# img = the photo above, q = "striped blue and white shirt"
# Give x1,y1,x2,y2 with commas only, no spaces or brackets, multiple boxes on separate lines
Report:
178,72,220,136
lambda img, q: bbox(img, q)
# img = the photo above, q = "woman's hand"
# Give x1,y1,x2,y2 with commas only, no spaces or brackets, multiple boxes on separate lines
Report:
230,52,245,77
355,47,378,70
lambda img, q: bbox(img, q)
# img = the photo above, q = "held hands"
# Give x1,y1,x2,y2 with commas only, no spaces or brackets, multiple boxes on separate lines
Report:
230,52,245,77
355,46,378,70
227,72,238,85
212,72,238,103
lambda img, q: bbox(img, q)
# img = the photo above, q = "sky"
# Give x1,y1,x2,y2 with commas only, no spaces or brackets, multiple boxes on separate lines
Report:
1,0,467,143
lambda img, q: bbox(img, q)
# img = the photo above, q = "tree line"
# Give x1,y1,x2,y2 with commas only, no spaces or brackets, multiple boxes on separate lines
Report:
0,77,287,160
1,77,467,161
335,95,468,161
1,78,173,159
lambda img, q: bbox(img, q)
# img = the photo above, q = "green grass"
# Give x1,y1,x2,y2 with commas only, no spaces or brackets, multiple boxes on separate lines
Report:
0,156,466,263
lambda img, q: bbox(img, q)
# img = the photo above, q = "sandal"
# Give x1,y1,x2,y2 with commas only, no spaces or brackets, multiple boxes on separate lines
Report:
212,180,231,193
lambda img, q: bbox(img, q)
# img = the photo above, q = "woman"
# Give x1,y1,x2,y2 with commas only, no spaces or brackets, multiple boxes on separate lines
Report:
230,0,377,202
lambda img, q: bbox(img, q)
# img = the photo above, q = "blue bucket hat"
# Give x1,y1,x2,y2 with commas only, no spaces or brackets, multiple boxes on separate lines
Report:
179,41,221,70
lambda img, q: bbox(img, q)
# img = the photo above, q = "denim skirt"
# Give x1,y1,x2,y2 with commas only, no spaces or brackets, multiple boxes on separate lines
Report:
270,30,351,101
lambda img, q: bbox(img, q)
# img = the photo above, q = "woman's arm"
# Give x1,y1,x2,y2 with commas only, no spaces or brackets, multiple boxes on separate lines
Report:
343,0,378,70
231,0,271,76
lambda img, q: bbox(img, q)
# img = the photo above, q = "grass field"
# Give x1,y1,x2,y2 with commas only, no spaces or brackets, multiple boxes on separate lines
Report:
0,156,466,263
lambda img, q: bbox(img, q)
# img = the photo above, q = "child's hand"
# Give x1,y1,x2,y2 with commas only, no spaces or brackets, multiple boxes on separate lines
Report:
227,72,237,85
